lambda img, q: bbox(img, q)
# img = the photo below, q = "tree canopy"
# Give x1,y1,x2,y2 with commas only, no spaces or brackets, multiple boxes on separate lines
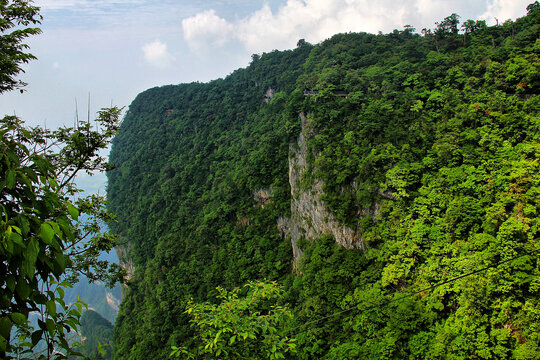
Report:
109,4,540,358
0,0,42,93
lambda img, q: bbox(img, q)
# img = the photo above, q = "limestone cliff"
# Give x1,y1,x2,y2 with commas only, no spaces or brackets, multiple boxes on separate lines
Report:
279,113,367,266
115,241,134,298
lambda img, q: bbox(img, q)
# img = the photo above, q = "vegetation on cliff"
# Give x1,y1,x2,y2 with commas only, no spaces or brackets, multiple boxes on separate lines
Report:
108,3,540,359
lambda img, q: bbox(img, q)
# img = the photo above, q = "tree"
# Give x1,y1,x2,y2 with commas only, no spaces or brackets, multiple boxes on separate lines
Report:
1,108,123,358
171,281,297,360
435,13,460,35
527,1,539,15
461,19,487,44
0,0,42,93
433,13,461,51
0,1,124,358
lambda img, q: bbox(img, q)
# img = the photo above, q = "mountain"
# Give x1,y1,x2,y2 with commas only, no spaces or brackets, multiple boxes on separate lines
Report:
64,278,121,324
63,218,122,324
107,5,540,359
80,310,114,359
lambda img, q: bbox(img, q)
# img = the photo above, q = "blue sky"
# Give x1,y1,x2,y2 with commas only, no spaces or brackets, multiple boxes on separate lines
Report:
0,0,533,192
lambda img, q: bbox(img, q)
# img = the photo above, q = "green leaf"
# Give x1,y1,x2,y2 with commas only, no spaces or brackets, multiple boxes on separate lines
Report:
39,223,54,245
46,300,57,317
0,334,7,352
66,202,79,220
57,286,64,300
33,157,48,174
0,317,12,338
48,178,58,189
19,216,30,235
15,279,31,300
54,253,66,273
59,336,69,350
6,169,16,189
2,230,14,254
69,308,81,318
31,329,43,346
56,217,72,239
6,276,15,292
9,230,23,248
45,318,55,336
22,238,39,279
34,292,47,305
97,341,106,355
10,312,26,326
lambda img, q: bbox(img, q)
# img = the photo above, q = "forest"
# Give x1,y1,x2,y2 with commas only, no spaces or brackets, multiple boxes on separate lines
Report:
107,3,540,359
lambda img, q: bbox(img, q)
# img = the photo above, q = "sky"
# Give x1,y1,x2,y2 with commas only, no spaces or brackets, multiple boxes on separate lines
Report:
0,0,533,192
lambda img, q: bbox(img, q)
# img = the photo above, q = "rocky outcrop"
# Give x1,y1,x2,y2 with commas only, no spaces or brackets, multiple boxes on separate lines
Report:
106,291,121,312
279,113,366,266
263,88,275,103
115,242,135,298
254,188,274,208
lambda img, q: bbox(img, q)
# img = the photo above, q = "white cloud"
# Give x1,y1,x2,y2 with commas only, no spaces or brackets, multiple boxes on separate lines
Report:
142,40,174,68
181,0,532,55
182,9,234,52
479,0,533,25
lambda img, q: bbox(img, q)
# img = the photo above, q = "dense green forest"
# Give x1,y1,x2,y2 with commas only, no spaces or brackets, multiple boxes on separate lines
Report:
80,310,114,359
108,4,540,359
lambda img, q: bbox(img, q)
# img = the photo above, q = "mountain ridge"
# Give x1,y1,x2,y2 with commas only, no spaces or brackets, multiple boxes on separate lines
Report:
107,5,540,358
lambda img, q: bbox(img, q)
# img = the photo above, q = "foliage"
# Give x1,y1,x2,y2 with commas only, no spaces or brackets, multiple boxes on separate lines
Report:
171,281,296,360
63,278,121,324
109,4,540,359
0,108,123,358
0,0,42,93
109,44,312,359
0,5,125,357
80,310,114,359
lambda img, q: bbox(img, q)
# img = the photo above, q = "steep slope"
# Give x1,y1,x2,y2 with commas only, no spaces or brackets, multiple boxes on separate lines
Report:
108,45,313,358
80,310,114,359
285,10,540,359
108,5,540,359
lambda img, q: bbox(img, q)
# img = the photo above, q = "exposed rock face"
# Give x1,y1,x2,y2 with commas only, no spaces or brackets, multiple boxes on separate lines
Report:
279,113,365,266
263,88,275,103
115,242,135,298
254,188,274,208
106,291,121,312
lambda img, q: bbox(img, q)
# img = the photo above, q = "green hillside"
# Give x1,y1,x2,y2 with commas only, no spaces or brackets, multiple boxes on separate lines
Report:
80,310,114,359
107,4,540,359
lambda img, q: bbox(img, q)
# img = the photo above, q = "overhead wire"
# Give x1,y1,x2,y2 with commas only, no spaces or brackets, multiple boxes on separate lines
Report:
282,238,540,338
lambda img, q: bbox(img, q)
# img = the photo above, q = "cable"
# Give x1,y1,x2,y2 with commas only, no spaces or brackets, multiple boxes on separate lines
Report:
282,239,540,338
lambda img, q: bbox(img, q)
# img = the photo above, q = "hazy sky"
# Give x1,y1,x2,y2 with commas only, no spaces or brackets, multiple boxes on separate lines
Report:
0,0,533,192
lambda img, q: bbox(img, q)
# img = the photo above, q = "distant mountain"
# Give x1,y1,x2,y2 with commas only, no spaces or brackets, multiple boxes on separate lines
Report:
80,310,114,359
64,278,121,324
63,215,121,324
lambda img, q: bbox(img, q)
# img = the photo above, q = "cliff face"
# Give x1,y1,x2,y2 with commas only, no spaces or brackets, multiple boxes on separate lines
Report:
115,242,134,298
279,113,366,266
